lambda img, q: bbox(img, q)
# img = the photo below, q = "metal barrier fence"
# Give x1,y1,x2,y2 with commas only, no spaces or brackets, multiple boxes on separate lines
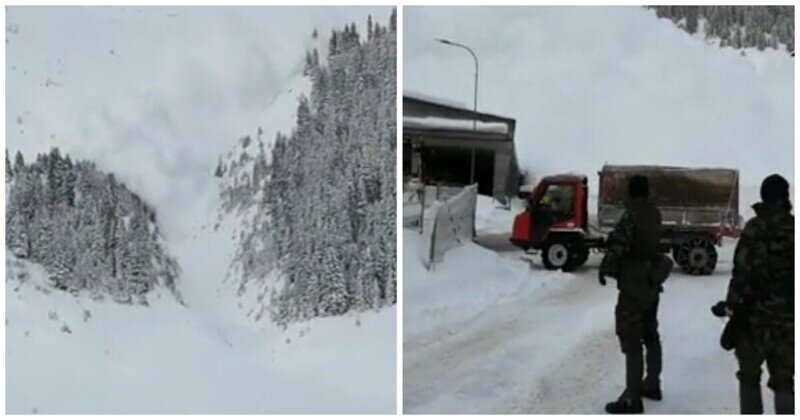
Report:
423,184,478,269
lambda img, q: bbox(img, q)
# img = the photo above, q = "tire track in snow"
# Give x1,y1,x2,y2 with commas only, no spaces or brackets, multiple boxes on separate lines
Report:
404,266,616,413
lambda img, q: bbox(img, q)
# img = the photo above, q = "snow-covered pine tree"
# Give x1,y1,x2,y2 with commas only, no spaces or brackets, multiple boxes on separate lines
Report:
217,11,397,326
5,148,180,304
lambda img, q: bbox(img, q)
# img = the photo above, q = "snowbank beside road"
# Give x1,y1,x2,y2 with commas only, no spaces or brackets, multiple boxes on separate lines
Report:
403,228,769,414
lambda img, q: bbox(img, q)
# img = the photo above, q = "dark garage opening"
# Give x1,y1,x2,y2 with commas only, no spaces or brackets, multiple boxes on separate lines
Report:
421,146,495,196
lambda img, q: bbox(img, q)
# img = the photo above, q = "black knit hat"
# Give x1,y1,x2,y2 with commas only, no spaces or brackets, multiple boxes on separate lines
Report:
628,175,649,199
760,174,789,202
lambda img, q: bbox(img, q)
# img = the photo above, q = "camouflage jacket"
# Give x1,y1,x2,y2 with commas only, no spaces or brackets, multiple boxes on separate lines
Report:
601,198,662,304
727,200,794,326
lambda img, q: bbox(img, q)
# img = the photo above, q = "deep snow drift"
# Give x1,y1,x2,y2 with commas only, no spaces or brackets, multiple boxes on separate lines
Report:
6,7,395,413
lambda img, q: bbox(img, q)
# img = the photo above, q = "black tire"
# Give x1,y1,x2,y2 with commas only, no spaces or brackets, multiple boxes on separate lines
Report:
570,245,590,269
672,246,687,268
675,237,718,275
542,238,576,272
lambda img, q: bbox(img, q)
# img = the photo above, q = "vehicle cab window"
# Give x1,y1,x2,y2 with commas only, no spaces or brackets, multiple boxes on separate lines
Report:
537,183,575,222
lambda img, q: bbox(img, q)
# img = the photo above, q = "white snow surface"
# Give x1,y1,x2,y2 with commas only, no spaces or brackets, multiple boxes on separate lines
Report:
404,6,793,190
6,7,396,413
403,226,773,414
474,195,519,234
7,244,396,414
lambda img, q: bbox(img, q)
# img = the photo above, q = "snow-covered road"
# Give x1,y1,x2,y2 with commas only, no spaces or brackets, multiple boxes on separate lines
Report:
403,229,771,414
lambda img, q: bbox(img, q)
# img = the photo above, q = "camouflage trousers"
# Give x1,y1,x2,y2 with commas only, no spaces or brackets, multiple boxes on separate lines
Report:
616,295,661,351
615,295,662,399
736,323,794,392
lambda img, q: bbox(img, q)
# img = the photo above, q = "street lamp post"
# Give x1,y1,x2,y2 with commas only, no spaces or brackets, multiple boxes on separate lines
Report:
435,38,478,130
436,37,479,184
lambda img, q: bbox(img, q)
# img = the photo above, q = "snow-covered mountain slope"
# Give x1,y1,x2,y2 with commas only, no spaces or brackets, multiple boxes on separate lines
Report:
7,255,395,414
6,6,388,239
404,6,793,190
647,6,794,53
403,228,771,414
6,7,396,413
217,16,397,326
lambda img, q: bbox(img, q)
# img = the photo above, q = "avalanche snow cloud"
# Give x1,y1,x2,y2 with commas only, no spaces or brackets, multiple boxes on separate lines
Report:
6,7,397,414
6,6,389,238
404,6,793,188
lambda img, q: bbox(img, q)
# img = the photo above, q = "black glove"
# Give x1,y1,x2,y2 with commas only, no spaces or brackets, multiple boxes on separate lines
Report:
598,271,607,286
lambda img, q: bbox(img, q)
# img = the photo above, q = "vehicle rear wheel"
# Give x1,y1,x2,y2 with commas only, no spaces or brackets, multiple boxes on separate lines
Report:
542,239,577,272
675,237,718,275
672,246,687,268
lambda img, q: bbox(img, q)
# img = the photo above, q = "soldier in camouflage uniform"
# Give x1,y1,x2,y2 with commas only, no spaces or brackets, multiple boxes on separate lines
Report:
599,175,664,414
726,174,794,414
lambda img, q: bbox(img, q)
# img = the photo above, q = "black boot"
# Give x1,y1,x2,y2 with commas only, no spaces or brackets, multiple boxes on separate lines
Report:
774,390,794,414
605,396,644,414
641,376,662,401
606,342,645,414
643,333,662,401
739,381,764,414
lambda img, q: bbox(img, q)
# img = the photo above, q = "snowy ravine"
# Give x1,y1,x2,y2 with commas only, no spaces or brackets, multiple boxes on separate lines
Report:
6,7,396,414
6,212,395,414
7,170,396,414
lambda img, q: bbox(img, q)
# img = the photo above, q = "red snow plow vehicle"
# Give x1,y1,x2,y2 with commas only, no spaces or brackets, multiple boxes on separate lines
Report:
510,165,742,275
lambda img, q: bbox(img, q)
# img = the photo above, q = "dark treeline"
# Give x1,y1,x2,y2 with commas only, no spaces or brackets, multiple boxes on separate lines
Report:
218,11,396,326
648,6,794,53
6,148,180,304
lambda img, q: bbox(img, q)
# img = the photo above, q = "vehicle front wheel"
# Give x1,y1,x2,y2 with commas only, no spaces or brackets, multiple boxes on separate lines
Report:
542,239,576,272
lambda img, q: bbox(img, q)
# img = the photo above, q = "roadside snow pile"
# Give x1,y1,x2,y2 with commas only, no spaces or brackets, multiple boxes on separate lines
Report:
474,195,519,234
403,229,567,340
7,254,395,414
403,230,770,414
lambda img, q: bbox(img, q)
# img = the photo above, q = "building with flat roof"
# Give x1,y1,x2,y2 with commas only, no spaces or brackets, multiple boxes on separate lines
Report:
403,94,521,203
